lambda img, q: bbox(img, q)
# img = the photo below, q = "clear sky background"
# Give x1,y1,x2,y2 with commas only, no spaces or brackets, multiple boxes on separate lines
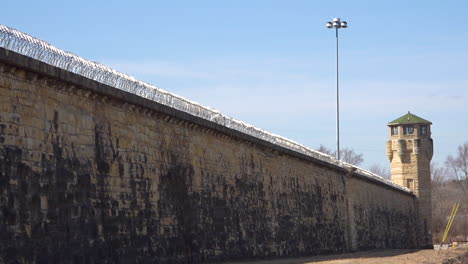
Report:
2,0,467,171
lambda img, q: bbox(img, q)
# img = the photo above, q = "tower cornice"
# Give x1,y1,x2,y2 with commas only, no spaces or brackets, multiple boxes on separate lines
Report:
388,111,432,126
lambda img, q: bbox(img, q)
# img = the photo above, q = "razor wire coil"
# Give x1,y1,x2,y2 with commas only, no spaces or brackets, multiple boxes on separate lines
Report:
0,24,408,192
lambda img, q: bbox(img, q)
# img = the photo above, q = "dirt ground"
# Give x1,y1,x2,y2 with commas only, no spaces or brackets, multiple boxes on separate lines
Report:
225,248,468,264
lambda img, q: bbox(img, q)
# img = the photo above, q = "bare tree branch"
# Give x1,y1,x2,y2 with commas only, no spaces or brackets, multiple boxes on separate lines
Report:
445,141,468,193
431,161,447,184
318,144,333,156
368,164,391,179
317,145,363,166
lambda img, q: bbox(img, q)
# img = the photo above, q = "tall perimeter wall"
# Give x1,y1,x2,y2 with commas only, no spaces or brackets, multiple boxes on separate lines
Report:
0,46,418,263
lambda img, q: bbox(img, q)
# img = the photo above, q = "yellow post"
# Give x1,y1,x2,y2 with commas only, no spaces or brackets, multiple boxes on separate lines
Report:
442,203,460,243
446,204,460,241
442,204,457,243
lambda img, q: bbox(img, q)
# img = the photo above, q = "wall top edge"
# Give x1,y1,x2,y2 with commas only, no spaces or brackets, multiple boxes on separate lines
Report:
0,24,412,195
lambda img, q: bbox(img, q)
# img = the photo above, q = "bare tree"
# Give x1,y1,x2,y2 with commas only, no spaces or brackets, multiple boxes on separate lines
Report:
431,161,450,239
317,145,364,166
341,148,364,166
445,141,468,191
318,144,334,156
431,161,447,184
368,164,390,179
440,142,468,242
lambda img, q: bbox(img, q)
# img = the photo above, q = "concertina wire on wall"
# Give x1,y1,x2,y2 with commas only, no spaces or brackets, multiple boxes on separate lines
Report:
0,24,408,192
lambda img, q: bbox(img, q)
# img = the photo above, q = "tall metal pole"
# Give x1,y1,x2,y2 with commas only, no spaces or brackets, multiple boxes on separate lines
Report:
326,18,347,161
336,28,340,161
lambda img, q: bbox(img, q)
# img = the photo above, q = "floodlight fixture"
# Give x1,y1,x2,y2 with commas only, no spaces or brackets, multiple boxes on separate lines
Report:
326,18,348,30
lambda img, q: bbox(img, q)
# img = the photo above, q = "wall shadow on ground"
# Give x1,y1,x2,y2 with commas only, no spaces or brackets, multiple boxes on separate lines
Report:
224,249,425,264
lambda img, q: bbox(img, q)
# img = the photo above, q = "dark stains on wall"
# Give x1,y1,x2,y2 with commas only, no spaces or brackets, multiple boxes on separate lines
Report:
157,159,200,262
0,70,418,263
353,204,417,250
0,112,162,263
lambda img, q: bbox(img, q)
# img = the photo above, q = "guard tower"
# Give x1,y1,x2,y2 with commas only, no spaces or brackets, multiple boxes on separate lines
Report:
386,111,433,247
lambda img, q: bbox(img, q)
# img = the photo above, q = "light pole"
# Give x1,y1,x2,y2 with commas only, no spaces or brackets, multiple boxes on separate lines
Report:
326,18,347,160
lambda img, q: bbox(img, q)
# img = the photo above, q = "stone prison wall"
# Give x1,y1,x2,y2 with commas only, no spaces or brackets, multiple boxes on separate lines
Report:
0,47,418,263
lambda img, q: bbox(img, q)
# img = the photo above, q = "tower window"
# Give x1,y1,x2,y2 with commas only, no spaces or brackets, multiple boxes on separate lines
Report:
391,126,398,135
406,179,414,190
420,125,427,136
403,125,414,135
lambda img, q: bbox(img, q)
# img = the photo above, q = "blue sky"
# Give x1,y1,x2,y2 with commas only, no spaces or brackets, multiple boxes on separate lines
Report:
3,0,467,170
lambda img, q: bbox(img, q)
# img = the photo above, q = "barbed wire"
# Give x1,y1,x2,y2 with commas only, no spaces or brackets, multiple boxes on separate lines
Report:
0,24,407,192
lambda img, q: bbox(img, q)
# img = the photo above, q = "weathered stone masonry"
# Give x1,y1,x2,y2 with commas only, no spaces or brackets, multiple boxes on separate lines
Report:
0,48,417,263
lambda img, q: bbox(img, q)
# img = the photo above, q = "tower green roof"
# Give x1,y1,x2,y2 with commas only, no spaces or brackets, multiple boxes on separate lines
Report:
388,111,432,125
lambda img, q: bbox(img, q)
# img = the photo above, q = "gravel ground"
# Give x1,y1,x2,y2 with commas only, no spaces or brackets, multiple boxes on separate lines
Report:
225,248,468,264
